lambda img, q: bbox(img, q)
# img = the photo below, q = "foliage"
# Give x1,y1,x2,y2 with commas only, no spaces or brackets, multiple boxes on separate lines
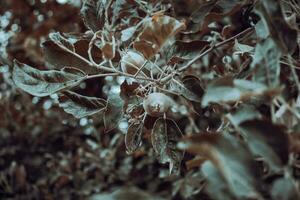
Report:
1,0,300,199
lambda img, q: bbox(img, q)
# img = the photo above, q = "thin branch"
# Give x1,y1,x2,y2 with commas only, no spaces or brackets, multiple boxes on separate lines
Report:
178,27,254,73
84,73,119,80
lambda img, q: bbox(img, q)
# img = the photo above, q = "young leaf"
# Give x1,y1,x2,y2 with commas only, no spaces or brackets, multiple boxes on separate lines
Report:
125,123,143,153
12,60,86,97
133,15,186,59
104,93,124,131
58,90,106,118
152,118,184,174
239,119,290,171
179,133,262,199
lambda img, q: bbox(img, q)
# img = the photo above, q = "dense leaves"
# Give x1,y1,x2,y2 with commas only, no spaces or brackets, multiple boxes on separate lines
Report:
2,0,300,199
179,133,262,199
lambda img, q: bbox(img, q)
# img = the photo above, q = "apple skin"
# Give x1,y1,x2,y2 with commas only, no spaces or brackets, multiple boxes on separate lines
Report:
143,92,173,117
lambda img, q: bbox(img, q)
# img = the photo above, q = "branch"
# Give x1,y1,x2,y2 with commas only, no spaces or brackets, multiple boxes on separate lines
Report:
178,27,254,73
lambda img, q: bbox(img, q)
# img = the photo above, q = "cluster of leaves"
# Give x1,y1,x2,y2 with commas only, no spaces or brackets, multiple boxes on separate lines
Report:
1,0,300,199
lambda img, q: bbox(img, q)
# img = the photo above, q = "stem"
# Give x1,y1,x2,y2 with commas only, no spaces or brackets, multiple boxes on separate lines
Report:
160,27,254,84
134,60,148,78
179,27,254,73
85,73,119,80
56,43,157,82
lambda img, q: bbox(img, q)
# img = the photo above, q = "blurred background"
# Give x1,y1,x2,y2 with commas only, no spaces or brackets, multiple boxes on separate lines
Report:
0,1,183,199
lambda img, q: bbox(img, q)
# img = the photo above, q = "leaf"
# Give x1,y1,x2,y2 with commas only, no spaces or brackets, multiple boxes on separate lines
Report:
89,186,166,200
201,76,269,106
152,118,184,174
271,177,300,200
80,0,105,32
12,60,86,97
256,0,298,53
121,26,137,42
104,93,124,131
49,32,74,51
170,77,202,103
226,104,261,127
133,15,186,59
125,123,143,153
239,120,290,171
190,0,217,24
166,40,209,64
58,91,106,118
201,161,235,200
178,133,262,199
251,37,281,87
233,39,254,55
42,39,101,74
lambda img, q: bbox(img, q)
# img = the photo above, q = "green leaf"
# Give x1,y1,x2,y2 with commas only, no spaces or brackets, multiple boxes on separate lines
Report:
12,60,86,97
58,91,106,118
152,118,184,174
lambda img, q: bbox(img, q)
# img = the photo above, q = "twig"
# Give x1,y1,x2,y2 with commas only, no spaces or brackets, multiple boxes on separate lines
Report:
159,27,254,84
178,27,254,73
56,42,157,82
134,60,148,78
